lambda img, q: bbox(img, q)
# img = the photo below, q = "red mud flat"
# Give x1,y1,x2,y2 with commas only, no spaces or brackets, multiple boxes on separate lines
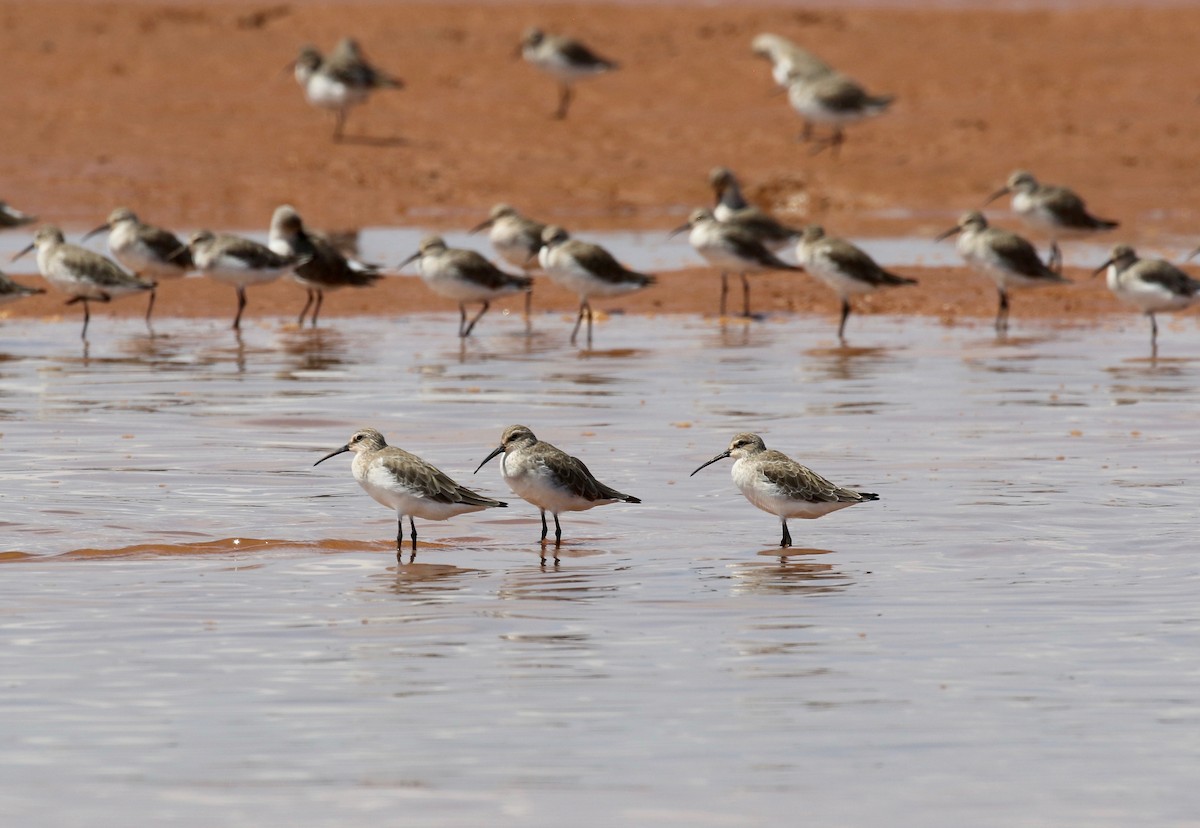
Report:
2,1,1199,324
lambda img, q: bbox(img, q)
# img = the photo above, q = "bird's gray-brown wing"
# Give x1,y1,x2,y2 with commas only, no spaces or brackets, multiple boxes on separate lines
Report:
324,47,403,89
1039,186,1118,230
726,208,800,246
217,236,299,268
65,247,151,290
724,227,801,271
450,249,531,291
813,76,892,113
378,451,505,507
297,232,382,288
0,272,44,298
757,450,869,504
823,239,916,287
988,231,1062,281
542,444,639,503
137,224,193,268
1137,261,1200,297
566,240,654,287
558,38,617,70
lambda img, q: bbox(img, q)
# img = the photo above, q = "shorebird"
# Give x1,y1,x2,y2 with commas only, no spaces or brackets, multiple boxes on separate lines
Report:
690,432,879,549
520,27,617,119
670,208,801,318
935,211,1069,332
751,33,833,88
1094,244,1200,351
82,208,192,323
0,201,36,230
13,226,154,339
293,38,404,141
469,203,546,320
708,167,801,249
785,71,893,154
984,170,1117,268
0,269,45,306
187,230,304,330
268,205,382,327
537,225,655,347
475,424,640,561
315,427,507,562
398,235,531,338
795,224,917,340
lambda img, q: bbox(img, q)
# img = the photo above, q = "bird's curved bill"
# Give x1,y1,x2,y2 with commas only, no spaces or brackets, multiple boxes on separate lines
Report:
933,225,960,243
1091,258,1115,278
468,218,494,235
690,450,731,477
667,222,692,240
314,445,350,466
474,444,504,474
981,187,1009,207
11,242,34,262
397,250,421,270
81,223,111,243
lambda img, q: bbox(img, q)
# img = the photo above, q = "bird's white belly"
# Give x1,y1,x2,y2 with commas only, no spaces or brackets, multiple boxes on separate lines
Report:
356,474,482,522
305,75,361,110
1111,271,1194,314
806,256,874,297
732,459,852,520
198,255,289,288
502,457,606,514
540,254,618,297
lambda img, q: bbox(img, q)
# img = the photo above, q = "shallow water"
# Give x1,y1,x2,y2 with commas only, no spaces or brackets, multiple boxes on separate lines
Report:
1,312,1198,826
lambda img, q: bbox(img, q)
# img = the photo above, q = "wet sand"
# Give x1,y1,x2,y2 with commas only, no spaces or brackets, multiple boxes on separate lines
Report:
3,1,1200,323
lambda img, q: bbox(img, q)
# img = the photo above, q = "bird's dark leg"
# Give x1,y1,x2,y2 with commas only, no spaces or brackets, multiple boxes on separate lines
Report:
1048,241,1063,274
80,298,90,340
395,514,404,560
570,301,586,345
145,288,157,325
554,514,563,547
1149,313,1159,350
233,286,247,330
720,271,729,317
838,299,851,341
556,83,572,119
540,510,549,542
780,519,792,548
311,290,324,327
409,516,418,554
297,289,314,327
333,109,346,142
462,301,490,337
457,304,468,337
800,121,814,143
740,272,752,318
995,290,1009,333
524,280,533,327
585,302,594,348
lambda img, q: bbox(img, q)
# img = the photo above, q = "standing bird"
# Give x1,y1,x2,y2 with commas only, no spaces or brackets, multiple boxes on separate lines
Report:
292,38,404,141
469,203,546,321
314,427,507,562
520,27,617,119
187,230,304,330
786,71,893,155
984,170,1117,269
475,424,641,561
1094,244,1200,352
0,269,45,306
398,236,531,338
538,225,655,347
82,208,192,324
0,201,36,230
935,211,1069,333
751,32,833,89
690,433,879,549
708,167,801,250
268,205,382,327
795,224,917,341
670,208,801,318
13,226,154,339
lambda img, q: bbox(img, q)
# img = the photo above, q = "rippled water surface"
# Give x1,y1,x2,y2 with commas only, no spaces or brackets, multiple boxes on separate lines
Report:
1,313,1197,826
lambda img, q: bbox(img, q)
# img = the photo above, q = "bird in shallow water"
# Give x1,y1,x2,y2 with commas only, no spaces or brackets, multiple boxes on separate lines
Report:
399,235,532,338
314,427,507,562
268,205,382,328
475,424,641,563
691,432,879,550
187,230,306,330
82,207,192,324
1094,244,1200,353
13,225,154,339
785,70,893,155
794,224,917,341
935,211,1069,333
292,38,404,141
469,203,547,321
520,27,618,119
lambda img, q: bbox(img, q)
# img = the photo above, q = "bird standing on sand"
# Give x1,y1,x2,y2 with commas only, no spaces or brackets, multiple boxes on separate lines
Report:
82,208,192,324
1094,244,1200,352
935,211,1069,333
786,71,893,155
670,208,801,319
475,424,641,562
538,225,655,347
795,224,917,341
187,230,305,330
13,226,154,339
470,203,547,321
691,432,879,549
399,236,532,338
984,170,1118,270
293,38,404,141
315,427,507,562
520,27,617,119
268,205,382,327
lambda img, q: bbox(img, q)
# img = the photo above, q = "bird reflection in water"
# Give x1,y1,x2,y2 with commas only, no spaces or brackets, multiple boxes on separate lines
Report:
728,548,852,596
280,326,350,374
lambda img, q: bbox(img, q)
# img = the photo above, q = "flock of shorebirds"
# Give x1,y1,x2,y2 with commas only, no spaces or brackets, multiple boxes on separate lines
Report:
4,25,1199,561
